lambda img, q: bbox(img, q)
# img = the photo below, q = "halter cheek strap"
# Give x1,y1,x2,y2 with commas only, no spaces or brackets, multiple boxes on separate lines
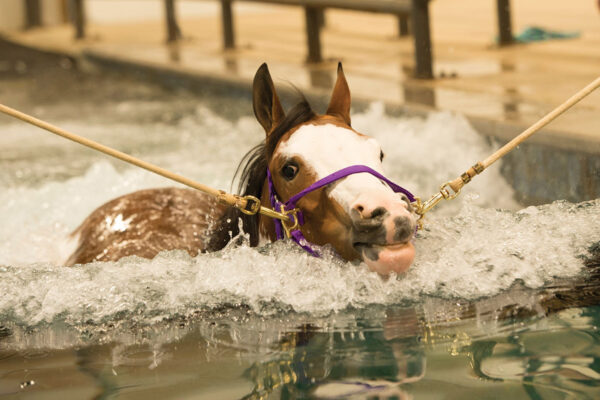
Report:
266,165,415,257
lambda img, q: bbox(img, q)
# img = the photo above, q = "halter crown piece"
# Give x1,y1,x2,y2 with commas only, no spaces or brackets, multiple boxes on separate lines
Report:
266,165,415,257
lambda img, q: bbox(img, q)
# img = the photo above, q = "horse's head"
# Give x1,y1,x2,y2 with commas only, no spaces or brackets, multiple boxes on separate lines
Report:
252,63,417,276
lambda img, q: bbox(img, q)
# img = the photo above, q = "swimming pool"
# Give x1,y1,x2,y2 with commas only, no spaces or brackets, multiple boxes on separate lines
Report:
1,41,599,399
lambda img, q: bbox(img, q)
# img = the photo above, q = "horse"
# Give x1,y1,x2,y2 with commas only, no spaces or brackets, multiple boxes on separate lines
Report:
66,63,418,276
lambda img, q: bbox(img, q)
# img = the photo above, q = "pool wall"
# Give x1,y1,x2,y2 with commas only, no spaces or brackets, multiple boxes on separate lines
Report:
7,40,600,206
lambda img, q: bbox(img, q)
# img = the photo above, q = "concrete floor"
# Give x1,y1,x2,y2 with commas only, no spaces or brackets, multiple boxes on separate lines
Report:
2,0,600,153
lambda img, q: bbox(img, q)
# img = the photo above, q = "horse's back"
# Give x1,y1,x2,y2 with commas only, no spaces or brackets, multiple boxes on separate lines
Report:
66,188,226,266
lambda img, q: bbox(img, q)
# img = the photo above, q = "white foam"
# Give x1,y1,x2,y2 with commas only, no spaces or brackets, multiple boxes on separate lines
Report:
0,103,596,329
353,103,520,214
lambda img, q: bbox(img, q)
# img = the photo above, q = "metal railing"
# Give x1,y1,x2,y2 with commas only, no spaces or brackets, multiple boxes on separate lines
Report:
25,1,515,80
217,0,431,77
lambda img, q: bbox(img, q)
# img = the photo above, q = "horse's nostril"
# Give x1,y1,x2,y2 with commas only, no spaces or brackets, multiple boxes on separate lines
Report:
370,207,386,219
352,198,388,220
394,217,414,242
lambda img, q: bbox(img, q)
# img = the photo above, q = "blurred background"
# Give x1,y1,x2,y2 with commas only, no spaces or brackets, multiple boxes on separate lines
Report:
1,0,599,203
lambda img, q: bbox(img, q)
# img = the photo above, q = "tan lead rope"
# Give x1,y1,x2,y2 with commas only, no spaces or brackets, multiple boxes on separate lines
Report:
0,103,291,223
414,76,600,227
2,76,599,229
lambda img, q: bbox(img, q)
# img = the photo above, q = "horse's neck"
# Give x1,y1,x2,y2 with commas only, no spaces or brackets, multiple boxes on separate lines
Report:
207,180,277,250
259,180,277,244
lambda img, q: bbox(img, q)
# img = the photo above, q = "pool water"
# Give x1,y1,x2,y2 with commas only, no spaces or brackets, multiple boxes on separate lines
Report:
0,41,599,399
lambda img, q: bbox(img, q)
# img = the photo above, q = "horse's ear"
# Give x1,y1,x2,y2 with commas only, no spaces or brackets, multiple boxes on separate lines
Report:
253,63,285,134
326,62,351,126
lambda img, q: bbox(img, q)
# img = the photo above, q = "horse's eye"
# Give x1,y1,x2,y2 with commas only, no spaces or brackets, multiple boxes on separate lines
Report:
281,163,299,181
380,151,385,161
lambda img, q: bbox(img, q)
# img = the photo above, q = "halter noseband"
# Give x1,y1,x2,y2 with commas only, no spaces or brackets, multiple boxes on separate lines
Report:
266,165,415,256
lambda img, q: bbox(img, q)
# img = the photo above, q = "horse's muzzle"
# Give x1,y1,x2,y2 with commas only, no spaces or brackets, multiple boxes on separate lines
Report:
349,201,416,276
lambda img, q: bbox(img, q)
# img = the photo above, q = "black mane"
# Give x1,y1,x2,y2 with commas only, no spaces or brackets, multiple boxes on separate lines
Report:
206,98,316,250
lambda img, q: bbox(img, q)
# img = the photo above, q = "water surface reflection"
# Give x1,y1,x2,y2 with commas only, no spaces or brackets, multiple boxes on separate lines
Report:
2,266,599,399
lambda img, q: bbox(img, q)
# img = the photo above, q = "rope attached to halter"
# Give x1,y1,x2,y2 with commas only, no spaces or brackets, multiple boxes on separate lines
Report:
412,76,600,228
1,75,598,237
0,103,291,223
267,165,415,256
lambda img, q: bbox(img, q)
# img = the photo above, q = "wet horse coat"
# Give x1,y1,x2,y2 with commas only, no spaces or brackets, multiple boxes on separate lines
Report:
67,63,417,275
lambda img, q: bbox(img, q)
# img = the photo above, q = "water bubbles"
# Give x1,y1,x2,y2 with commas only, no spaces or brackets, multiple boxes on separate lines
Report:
0,105,597,333
465,192,480,202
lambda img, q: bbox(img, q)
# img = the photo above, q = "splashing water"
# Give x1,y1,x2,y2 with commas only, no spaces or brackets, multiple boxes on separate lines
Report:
0,102,597,330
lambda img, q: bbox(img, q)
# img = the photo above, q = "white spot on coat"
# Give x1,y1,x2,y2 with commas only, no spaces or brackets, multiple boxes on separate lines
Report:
105,214,132,232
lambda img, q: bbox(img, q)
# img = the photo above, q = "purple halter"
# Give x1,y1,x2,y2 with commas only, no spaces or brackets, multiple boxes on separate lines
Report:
266,165,415,256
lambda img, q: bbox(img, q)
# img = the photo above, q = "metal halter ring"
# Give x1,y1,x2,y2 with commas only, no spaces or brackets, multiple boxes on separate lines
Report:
412,197,426,230
217,191,262,216
239,195,261,215
440,182,461,200
279,205,300,238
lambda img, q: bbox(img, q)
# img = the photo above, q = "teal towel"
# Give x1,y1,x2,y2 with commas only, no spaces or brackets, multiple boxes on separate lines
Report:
513,26,580,43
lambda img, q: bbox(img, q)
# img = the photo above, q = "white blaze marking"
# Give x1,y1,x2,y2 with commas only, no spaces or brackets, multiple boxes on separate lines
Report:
277,124,394,209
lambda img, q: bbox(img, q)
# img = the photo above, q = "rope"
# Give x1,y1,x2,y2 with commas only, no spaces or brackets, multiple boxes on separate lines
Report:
3,76,598,230
414,76,600,225
0,103,290,223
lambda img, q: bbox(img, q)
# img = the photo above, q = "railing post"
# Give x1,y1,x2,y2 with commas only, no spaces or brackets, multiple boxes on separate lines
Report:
221,0,235,49
70,0,85,40
164,0,180,42
410,0,433,79
24,0,42,29
496,0,513,46
305,6,322,63
316,8,326,29
397,14,409,37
